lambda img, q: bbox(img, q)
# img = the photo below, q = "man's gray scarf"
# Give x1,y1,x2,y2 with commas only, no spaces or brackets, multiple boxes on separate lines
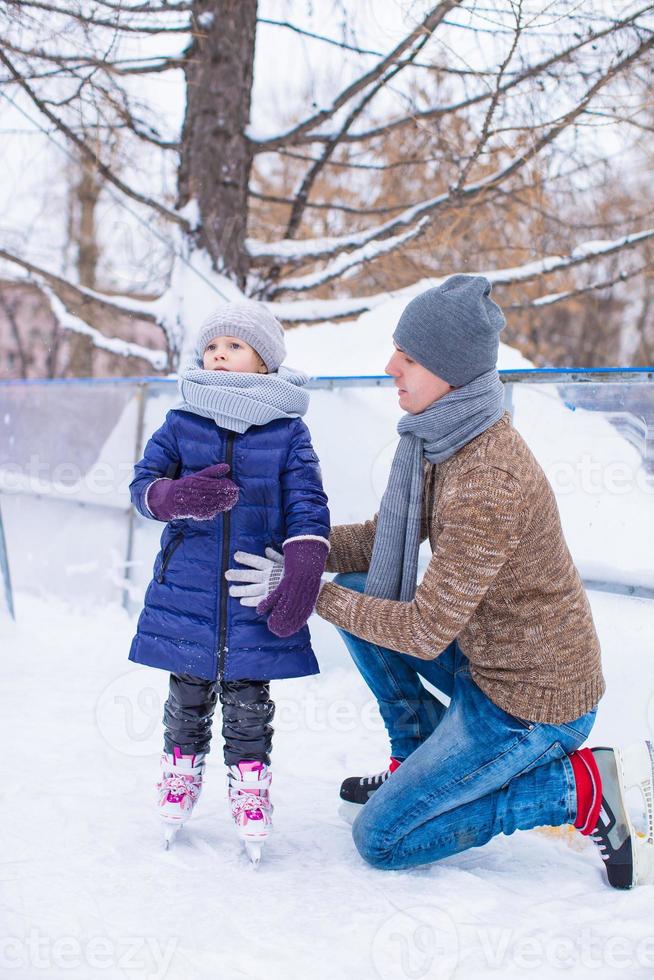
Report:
365,369,506,602
177,365,310,433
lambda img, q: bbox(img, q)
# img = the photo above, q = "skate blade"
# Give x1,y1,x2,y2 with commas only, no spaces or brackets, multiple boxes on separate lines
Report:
338,801,362,826
618,740,654,886
244,840,263,867
619,740,654,842
163,824,181,850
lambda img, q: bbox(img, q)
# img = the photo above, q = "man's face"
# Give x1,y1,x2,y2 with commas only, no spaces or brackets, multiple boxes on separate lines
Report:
385,344,454,414
202,335,267,374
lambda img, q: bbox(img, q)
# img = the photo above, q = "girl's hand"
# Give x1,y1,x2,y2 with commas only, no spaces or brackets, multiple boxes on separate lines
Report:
146,464,239,521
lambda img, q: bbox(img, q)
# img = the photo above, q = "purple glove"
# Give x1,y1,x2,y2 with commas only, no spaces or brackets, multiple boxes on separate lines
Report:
257,536,329,637
146,464,239,521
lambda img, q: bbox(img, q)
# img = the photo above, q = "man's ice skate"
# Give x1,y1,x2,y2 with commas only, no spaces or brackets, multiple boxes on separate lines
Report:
585,741,654,888
157,747,205,849
338,758,402,822
227,760,272,867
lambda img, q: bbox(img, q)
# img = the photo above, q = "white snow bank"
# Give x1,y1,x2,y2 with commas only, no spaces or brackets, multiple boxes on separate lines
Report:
284,300,534,376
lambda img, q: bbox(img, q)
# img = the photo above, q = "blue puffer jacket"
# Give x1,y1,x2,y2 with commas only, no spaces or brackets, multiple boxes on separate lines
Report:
128,409,330,682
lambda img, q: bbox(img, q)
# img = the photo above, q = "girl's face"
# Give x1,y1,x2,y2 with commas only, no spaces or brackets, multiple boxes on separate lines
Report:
202,336,267,374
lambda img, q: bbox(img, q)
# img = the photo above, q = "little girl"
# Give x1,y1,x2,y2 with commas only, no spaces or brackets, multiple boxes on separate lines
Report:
129,301,330,862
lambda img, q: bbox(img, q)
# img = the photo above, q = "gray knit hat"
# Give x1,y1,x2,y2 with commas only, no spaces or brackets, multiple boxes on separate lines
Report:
195,301,286,372
393,275,506,386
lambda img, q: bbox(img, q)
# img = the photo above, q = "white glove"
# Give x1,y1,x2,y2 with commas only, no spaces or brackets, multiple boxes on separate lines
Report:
224,548,285,607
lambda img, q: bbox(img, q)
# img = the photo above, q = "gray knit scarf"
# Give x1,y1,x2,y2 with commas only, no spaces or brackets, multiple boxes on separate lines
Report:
365,369,506,602
177,365,310,433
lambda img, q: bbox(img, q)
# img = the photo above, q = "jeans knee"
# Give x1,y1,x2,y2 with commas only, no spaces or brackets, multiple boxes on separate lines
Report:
352,809,394,869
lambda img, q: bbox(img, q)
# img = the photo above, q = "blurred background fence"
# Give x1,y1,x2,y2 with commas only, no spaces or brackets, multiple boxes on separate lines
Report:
0,369,652,617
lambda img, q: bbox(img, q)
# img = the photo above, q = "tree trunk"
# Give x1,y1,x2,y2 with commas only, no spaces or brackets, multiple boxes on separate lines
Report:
178,0,257,289
66,153,102,376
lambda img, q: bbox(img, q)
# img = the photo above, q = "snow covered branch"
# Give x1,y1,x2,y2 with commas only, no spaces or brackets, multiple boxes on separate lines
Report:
267,228,654,323
248,29,654,273
0,250,161,322
508,263,653,310
43,288,168,370
267,219,430,297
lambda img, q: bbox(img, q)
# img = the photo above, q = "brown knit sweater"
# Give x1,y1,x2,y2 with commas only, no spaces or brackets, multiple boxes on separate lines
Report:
316,412,604,724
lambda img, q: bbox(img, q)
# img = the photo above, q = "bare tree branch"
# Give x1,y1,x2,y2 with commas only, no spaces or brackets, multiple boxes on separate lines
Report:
248,188,413,216
256,15,505,75
75,0,191,12
0,48,189,229
283,19,436,240
254,4,654,149
93,79,180,149
453,0,523,192
270,149,452,172
248,31,654,269
251,1,462,151
4,0,191,33
0,37,184,75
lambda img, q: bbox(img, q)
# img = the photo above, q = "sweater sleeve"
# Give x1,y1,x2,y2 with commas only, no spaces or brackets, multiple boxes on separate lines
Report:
316,465,525,657
129,412,182,521
325,515,378,573
280,418,330,543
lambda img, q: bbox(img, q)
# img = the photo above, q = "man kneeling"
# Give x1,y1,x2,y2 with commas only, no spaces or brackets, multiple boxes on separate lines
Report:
314,275,653,890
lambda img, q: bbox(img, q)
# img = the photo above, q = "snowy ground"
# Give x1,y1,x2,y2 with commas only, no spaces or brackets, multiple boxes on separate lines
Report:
2,587,654,980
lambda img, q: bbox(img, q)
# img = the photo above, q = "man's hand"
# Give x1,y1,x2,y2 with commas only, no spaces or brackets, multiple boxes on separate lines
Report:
256,537,329,637
225,548,285,606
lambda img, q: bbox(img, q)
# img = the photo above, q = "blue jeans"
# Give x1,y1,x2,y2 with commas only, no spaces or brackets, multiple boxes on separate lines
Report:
333,572,597,870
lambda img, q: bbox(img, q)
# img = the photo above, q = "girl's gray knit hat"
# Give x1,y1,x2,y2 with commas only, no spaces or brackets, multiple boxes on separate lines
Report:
195,301,286,372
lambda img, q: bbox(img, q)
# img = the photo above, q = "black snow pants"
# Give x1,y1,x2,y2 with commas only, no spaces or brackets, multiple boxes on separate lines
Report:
163,673,275,766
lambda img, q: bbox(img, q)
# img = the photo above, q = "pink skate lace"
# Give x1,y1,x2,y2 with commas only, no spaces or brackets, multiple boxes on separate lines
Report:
158,772,202,809
158,749,203,813
229,761,271,823
230,791,271,821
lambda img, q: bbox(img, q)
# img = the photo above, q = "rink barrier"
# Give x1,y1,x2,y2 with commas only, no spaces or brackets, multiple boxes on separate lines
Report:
0,368,652,611
0,498,14,619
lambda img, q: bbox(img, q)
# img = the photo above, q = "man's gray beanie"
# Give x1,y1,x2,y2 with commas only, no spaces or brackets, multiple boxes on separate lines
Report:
195,301,286,372
393,274,506,387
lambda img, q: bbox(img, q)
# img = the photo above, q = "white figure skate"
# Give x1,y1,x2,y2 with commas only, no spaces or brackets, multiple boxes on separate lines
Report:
157,747,205,849
227,760,273,867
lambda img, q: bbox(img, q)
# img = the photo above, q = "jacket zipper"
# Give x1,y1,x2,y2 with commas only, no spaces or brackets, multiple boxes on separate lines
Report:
156,532,184,584
218,433,235,676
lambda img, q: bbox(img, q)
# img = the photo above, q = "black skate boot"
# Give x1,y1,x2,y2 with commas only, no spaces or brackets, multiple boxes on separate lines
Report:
340,758,402,807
